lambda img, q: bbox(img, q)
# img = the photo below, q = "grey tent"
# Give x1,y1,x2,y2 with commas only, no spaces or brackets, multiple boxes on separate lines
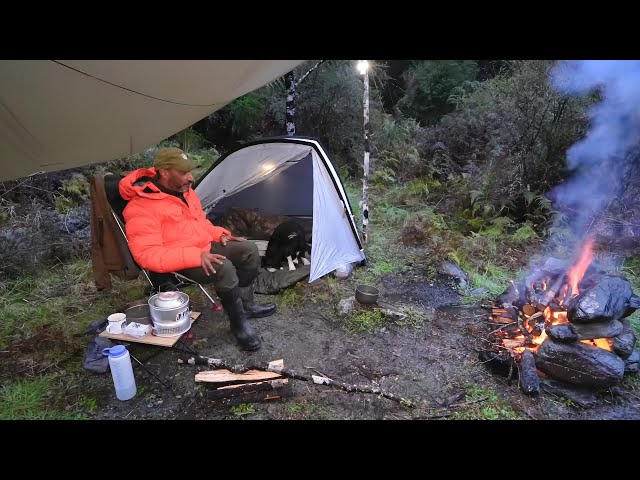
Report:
0,60,303,181
195,137,366,282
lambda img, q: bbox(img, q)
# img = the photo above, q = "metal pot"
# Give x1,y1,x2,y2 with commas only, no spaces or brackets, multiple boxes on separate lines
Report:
147,292,191,337
355,284,379,305
153,291,184,309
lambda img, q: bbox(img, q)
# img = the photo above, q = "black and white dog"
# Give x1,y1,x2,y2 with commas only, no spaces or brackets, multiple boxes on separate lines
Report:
263,219,311,272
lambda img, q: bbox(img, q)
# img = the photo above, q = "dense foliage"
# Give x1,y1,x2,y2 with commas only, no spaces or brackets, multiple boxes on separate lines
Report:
2,60,640,278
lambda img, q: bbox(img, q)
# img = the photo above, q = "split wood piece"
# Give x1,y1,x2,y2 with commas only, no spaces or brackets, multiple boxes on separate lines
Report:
195,369,282,384
195,359,285,384
492,315,515,325
207,378,290,400
488,322,517,335
502,339,525,349
213,384,294,406
178,354,416,407
491,307,515,324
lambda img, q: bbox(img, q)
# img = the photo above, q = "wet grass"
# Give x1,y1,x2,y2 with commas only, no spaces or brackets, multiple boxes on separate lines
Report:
0,259,148,419
448,385,527,420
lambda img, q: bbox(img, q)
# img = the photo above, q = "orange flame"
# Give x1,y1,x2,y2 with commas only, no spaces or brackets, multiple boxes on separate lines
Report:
567,237,594,297
501,241,601,355
582,338,612,351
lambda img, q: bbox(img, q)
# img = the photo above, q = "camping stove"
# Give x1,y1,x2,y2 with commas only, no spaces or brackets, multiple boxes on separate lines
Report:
148,292,191,337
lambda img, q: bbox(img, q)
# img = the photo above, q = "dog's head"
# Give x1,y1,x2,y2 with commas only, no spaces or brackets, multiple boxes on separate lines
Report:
263,243,283,269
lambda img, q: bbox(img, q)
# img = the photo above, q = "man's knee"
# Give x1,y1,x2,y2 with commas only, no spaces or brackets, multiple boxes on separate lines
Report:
236,241,260,268
214,259,238,292
242,240,259,258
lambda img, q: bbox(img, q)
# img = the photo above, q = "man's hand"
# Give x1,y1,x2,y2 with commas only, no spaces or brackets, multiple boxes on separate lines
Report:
219,234,246,246
201,252,225,276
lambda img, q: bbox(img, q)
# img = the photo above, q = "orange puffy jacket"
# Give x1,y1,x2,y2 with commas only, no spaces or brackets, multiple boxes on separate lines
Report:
119,167,231,273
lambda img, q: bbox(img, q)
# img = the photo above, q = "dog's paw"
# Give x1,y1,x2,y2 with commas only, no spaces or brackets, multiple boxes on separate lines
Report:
266,267,277,273
288,265,297,271
293,257,299,265
301,257,310,266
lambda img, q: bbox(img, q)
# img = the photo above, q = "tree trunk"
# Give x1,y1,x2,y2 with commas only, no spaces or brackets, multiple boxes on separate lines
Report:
361,67,370,244
284,61,326,136
285,71,296,136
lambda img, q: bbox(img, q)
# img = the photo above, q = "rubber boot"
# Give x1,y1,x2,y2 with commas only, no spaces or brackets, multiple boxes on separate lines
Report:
238,278,276,318
217,287,261,351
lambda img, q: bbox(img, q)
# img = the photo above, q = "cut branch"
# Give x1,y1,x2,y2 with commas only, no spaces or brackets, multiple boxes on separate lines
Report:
311,375,415,407
178,354,416,407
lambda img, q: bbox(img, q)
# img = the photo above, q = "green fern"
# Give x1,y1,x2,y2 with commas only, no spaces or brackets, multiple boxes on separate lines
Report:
511,222,539,242
491,216,515,228
371,167,396,185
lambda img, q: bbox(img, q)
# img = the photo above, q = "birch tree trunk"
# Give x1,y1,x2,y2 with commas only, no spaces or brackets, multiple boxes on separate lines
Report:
283,61,326,137
361,67,370,244
285,71,296,136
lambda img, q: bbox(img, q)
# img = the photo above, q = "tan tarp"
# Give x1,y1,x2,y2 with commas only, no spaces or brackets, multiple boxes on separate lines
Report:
0,60,303,182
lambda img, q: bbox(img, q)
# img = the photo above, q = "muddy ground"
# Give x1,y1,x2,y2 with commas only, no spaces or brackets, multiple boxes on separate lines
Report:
84,266,640,421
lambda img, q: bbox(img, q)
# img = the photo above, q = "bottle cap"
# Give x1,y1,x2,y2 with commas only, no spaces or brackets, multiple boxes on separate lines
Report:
102,345,127,358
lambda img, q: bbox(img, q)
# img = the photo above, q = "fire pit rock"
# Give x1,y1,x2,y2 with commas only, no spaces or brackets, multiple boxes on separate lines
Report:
567,275,638,323
535,339,626,389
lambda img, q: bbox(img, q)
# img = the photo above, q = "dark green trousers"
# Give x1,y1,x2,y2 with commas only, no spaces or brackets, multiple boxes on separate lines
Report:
152,240,260,292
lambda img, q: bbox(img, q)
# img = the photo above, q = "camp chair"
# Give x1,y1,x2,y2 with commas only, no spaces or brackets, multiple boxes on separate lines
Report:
89,172,220,310
90,173,223,388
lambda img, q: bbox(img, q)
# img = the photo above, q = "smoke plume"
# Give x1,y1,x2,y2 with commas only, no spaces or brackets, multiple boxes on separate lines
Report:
548,60,640,241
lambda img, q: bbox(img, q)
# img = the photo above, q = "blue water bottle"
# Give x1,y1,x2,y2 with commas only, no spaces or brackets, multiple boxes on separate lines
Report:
102,345,137,401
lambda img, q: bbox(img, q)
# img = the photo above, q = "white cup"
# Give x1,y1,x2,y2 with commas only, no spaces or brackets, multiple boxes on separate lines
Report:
107,312,127,334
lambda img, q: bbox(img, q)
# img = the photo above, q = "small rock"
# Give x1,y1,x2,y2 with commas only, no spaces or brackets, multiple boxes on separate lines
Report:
469,288,489,296
338,296,357,316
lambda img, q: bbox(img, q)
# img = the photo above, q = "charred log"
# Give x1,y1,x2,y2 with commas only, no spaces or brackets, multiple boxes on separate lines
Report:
526,311,544,329
505,305,521,321
517,315,535,347
206,378,291,401
570,319,623,341
546,324,578,342
478,351,516,378
535,339,625,389
567,275,634,323
539,274,567,308
518,349,540,396
497,281,527,308
502,323,524,338
531,316,547,337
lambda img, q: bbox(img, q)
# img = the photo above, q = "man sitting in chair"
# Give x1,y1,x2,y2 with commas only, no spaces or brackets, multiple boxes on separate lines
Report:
119,147,276,351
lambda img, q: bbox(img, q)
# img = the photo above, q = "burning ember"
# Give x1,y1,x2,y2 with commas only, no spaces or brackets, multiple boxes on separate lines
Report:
484,238,640,397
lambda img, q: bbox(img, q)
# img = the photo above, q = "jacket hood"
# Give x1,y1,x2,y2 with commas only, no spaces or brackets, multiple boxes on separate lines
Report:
119,167,165,201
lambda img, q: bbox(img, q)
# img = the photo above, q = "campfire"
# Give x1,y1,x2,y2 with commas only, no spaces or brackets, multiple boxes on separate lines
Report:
484,238,640,397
